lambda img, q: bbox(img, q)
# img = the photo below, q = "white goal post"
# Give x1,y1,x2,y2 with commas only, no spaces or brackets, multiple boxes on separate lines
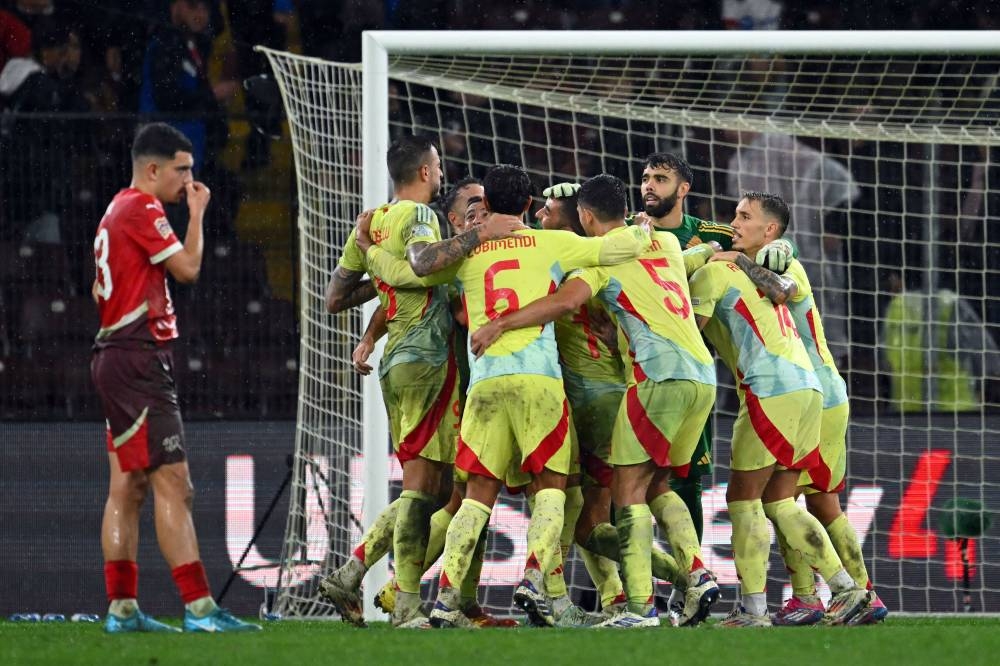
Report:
261,30,1000,621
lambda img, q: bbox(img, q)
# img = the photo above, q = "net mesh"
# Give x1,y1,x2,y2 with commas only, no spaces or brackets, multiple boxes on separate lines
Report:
262,52,365,618
264,45,1000,618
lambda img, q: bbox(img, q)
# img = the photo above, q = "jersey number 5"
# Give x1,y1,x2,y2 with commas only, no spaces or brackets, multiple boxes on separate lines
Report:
484,259,520,320
638,257,690,319
94,228,113,300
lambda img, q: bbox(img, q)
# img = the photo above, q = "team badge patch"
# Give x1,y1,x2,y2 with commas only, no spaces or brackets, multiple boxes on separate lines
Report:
410,223,435,238
155,217,173,239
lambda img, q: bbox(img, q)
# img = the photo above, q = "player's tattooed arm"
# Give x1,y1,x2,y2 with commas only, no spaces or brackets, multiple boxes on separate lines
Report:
325,265,376,314
730,253,798,306
406,214,524,277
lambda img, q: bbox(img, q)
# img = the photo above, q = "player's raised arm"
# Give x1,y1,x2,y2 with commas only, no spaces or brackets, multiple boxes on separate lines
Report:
165,181,209,283
405,212,523,277
553,175,653,272
354,211,457,288
469,277,594,358
325,265,375,314
688,263,727,331
326,211,378,313
681,240,721,276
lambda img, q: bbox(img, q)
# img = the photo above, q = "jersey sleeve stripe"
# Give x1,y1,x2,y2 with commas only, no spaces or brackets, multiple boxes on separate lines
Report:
415,204,436,223
699,224,734,236
150,242,184,265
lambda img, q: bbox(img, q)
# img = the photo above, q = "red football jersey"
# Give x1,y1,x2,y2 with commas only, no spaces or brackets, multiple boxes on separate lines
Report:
93,188,183,345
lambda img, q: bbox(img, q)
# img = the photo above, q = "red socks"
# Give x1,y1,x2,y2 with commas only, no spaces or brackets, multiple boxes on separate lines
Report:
171,561,211,604
104,560,138,602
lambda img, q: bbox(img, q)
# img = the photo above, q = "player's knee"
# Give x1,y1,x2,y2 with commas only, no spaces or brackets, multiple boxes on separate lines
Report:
112,472,150,506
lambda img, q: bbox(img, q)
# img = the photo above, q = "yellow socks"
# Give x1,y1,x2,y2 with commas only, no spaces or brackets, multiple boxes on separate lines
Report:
393,490,435,594
440,498,491,592
729,499,770,596
649,491,704,577
617,504,654,615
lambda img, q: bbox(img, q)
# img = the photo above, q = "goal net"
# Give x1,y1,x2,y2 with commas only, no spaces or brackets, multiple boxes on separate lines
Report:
262,31,1000,619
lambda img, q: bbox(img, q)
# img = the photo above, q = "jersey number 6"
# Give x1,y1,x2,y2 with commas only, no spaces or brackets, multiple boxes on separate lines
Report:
484,259,520,320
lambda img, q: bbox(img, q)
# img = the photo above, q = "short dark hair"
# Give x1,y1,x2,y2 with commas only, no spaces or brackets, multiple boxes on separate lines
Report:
483,164,532,215
644,152,694,187
387,135,436,185
441,176,482,216
32,19,71,57
578,174,627,223
742,191,791,235
554,194,584,236
131,122,193,162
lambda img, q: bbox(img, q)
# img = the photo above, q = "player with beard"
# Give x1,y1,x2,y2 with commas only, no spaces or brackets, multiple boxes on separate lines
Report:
635,152,795,622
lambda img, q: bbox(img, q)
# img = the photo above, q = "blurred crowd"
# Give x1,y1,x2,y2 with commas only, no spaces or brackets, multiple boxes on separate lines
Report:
2,0,999,420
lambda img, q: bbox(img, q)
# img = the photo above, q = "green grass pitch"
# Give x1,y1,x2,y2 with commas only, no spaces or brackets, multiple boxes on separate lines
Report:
3,617,1000,666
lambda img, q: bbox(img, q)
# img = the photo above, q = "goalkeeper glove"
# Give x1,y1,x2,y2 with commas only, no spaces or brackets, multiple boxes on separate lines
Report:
542,182,580,199
755,238,794,273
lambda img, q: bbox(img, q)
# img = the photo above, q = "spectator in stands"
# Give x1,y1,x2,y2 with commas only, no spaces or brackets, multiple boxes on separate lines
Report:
0,18,88,243
226,0,292,168
721,0,784,29
726,130,859,364
7,0,69,32
138,0,234,171
0,9,31,80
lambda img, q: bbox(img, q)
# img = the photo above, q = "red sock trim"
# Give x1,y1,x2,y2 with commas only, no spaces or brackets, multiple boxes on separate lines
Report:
171,561,212,604
525,551,541,572
691,555,705,573
104,560,138,602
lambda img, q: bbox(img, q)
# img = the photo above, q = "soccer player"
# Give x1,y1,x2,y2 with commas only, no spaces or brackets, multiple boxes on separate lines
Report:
470,174,721,629
425,165,652,628
532,181,620,625
441,176,484,235
463,195,489,229
714,202,888,626
320,136,520,628
689,192,871,627
637,152,793,622
91,123,259,633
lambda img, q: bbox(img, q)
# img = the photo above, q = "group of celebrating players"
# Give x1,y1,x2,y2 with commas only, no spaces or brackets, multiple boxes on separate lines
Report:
318,134,890,630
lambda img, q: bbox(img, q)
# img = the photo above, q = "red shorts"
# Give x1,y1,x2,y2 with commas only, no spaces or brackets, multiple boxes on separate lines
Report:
91,344,186,472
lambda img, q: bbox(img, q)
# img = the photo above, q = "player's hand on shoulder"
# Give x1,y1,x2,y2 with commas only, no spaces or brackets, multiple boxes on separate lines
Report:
477,213,524,241
709,250,741,264
354,208,376,251
632,212,652,232
351,338,375,375
469,321,502,359
589,307,618,352
755,238,793,273
185,182,211,217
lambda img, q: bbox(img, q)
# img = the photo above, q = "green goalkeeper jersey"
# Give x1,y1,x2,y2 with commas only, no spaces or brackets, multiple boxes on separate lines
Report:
658,213,734,251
